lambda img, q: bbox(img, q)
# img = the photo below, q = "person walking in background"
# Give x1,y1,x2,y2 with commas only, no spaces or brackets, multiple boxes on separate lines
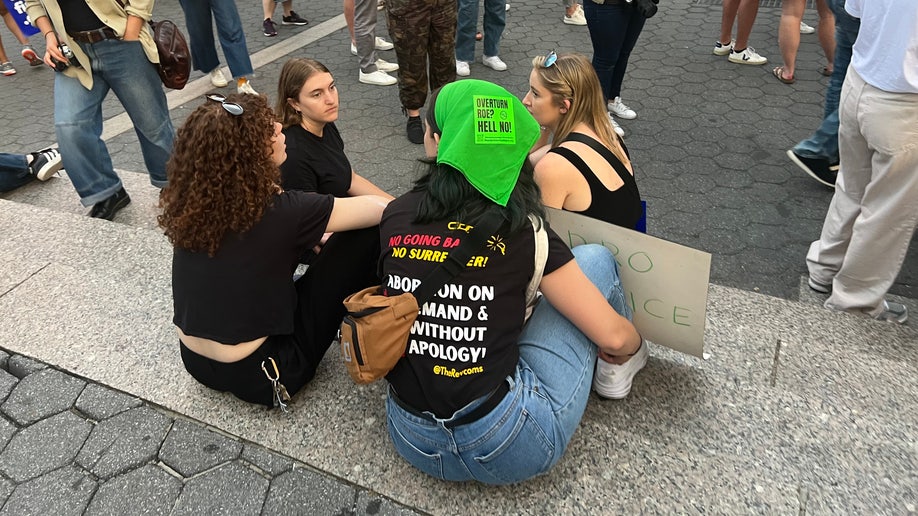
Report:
343,0,399,85
26,0,175,221
583,0,648,136
261,0,308,37
386,0,457,144
787,0,859,187
455,0,507,76
772,0,834,84
713,0,767,66
179,0,259,95
805,0,918,325
0,2,42,75
0,147,62,192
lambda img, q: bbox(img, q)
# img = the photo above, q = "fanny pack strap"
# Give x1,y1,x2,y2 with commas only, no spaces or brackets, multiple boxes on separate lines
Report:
411,205,505,304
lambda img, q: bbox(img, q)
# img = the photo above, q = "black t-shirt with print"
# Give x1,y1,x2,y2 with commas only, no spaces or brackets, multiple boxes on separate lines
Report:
380,191,574,417
172,191,334,344
280,123,352,196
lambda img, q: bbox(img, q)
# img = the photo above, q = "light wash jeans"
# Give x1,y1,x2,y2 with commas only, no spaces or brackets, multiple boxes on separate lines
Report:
792,0,860,162
386,244,632,484
178,0,254,78
0,153,32,192
55,39,174,206
455,0,506,62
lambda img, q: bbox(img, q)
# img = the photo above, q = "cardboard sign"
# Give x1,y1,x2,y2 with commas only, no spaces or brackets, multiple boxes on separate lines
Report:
2,0,39,36
545,208,710,357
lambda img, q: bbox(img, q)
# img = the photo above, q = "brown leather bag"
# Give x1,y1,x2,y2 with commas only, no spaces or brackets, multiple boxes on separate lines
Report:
149,19,190,89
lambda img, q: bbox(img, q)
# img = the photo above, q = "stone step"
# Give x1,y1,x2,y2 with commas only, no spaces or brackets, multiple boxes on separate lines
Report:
2,197,915,513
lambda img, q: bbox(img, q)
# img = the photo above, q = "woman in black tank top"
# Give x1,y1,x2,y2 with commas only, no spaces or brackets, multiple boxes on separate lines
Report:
523,51,642,230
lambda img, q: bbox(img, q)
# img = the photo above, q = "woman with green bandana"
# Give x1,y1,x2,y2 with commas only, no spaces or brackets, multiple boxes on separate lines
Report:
378,79,647,484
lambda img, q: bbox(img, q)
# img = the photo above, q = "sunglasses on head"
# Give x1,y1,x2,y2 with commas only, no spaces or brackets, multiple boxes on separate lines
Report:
205,93,244,116
542,50,558,68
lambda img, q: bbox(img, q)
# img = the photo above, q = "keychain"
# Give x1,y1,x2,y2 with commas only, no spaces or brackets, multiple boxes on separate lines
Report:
261,357,291,412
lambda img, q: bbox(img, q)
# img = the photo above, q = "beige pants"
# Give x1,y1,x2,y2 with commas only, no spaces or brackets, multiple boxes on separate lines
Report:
806,67,918,317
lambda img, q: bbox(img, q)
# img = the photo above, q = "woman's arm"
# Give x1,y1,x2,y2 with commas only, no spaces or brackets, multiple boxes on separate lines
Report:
533,153,571,209
325,195,390,232
539,260,641,357
347,171,395,200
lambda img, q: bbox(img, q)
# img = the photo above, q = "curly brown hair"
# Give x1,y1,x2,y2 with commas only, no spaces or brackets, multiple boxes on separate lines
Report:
158,94,281,256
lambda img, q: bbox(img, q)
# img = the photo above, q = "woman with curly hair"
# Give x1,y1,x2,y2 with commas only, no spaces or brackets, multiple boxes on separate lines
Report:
160,93,389,408
524,51,642,231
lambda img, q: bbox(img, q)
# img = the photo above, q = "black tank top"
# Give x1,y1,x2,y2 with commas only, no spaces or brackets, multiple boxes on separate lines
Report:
547,132,642,230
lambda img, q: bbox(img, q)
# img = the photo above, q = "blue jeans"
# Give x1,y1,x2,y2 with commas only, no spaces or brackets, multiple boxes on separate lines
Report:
583,1,646,101
792,0,860,162
178,0,254,78
455,0,506,61
386,245,632,484
0,153,32,192
55,39,174,206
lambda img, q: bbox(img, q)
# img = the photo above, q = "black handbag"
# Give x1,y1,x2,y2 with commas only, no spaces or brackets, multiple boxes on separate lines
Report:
631,0,659,18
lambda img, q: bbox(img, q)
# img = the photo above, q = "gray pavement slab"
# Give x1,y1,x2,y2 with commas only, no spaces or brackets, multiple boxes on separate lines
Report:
84,464,183,516
1,367,85,425
76,405,172,479
0,411,91,483
0,466,96,516
159,419,244,478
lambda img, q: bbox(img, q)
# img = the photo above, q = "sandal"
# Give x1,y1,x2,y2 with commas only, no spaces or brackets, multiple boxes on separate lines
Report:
773,66,795,84
820,66,833,77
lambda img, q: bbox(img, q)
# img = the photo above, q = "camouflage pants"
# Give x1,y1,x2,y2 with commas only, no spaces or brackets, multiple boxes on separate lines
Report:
385,0,457,110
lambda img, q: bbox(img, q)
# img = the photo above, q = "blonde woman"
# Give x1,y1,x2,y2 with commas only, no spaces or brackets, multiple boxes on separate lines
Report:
523,51,642,230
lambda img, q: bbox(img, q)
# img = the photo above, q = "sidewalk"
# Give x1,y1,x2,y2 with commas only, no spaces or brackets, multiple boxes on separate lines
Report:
0,0,915,513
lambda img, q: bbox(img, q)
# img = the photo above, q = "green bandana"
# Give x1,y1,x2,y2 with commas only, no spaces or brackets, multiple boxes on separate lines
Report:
434,79,540,206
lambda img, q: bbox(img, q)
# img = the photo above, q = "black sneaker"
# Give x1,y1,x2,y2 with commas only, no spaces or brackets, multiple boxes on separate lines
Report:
88,187,131,220
28,147,63,181
263,18,278,36
282,11,308,25
787,149,837,188
406,115,423,144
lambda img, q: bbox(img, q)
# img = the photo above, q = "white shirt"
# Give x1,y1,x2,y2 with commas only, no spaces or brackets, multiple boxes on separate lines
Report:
847,0,918,93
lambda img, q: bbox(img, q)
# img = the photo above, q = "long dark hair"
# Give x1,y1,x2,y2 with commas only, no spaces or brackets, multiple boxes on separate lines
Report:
411,161,544,234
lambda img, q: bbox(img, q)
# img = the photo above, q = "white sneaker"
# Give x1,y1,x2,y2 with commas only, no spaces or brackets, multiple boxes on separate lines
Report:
209,68,228,88
375,36,394,50
482,55,507,71
800,21,815,34
728,46,767,65
456,60,470,76
608,113,625,138
237,79,258,95
563,4,586,25
593,340,648,399
712,39,734,56
608,96,636,120
351,37,394,56
375,59,399,72
359,69,397,86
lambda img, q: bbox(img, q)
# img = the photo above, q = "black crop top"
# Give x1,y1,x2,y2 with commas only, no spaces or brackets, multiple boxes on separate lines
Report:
547,132,642,230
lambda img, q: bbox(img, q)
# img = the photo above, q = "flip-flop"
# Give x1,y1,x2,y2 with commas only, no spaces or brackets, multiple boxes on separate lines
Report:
820,66,833,76
773,66,795,84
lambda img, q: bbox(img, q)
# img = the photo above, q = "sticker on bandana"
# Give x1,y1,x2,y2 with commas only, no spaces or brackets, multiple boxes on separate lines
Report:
473,95,516,145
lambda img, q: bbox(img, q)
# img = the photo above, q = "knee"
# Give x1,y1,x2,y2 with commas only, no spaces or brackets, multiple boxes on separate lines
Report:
572,244,619,283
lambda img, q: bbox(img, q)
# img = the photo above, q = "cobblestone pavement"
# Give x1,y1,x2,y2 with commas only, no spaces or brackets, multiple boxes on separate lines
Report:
0,0,913,300
0,351,421,515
